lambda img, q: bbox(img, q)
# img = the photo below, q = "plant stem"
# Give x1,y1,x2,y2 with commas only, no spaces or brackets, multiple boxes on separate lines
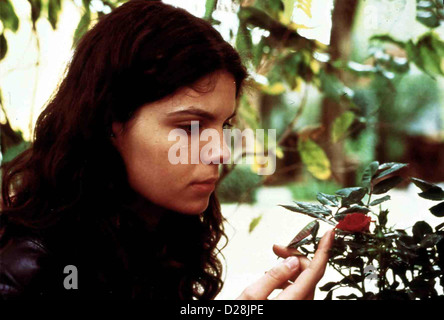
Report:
366,190,373,207
330,263,365,296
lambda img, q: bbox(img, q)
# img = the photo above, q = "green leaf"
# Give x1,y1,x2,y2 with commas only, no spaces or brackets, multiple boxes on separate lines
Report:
332,111,355,143
418,186,444,201
324,290,333,300
339,205,372,219
204,0,217,21
361,161,379,189
287,220,319,248
337,294,359,300
238,95,260,130
319,70,353,102
372,176,404,195
430,201,444,217
0,33,7,61
298,138,331,180
336,187,365,199
369,195,391,206
370,34,406,49
280,0,296,24
416,0,444,28
248,214,263,233
372,163,408,181
235,21,253,61
335,187,367,206
252,36,267,69
419,234,444,248
237,6,315,51
278,51,311,89
411,177,436,192
319,282,339,292
417,11,440,28
0,0,19,32
292,201,332,216
279,204,336,226
412,221,433,243
253,0,284,21
435,222,444,231
48,0,62,30
338,205,371,216
316,192,339,207
73,10,91,48
405,39,424,72
311,221,320,241
28,0,42,28
419,39,442,76
430,32,444,56
405,33,444,77
378,209,389,227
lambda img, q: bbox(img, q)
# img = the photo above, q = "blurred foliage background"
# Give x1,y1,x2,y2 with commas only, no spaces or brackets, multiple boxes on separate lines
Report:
1,0,444,207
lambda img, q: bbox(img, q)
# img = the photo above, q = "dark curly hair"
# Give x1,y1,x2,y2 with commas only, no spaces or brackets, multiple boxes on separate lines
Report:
1,0,248,300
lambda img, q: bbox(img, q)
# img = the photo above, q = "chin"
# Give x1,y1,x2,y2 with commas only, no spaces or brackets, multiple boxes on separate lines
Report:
175,199,210,215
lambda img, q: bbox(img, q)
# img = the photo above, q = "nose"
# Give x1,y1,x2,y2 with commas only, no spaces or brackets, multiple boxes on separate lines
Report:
200,129,231,165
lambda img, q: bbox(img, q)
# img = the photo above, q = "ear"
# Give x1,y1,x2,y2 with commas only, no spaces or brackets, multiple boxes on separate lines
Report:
110,122,123,148
111,122,122,136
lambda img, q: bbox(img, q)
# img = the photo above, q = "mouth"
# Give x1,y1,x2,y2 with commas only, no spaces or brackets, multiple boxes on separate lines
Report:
190,176,218,193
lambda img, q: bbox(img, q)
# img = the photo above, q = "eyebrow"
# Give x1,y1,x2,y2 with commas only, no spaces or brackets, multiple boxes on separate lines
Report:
167,107,237,121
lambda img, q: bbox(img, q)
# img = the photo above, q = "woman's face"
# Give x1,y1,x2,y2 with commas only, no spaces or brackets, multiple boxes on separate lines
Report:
112,70,236,215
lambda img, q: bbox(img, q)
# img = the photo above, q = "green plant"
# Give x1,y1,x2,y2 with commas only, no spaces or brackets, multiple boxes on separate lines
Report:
216,164,262,204
280,161,444,300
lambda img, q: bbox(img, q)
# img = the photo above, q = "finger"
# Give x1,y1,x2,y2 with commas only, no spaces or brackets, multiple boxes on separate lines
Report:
277,280,293,290
273,258,312,296
294,257,314,299
272,257,313,296
237,256,300,300
298,256,310,271
274,246,319,299
273,244,305,259
273,246,315,272
276,229,335,300
277,240,326,300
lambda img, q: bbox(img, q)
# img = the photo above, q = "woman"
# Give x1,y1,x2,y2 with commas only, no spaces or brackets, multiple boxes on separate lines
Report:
0,0,333,300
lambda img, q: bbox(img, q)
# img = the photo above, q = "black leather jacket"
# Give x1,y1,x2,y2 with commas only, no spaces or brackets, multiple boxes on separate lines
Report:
0,210,187,300
0,234,53,299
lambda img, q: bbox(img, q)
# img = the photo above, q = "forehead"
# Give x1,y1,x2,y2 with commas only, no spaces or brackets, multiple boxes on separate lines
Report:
163,71,237,117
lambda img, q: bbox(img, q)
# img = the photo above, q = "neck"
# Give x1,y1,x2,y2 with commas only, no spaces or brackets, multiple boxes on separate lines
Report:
124,192,169,231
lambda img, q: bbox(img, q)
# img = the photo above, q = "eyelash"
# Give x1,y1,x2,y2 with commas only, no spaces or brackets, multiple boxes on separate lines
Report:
179,122,233,133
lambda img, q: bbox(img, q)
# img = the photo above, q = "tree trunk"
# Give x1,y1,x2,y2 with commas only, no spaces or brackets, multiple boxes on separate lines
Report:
319,0,360,186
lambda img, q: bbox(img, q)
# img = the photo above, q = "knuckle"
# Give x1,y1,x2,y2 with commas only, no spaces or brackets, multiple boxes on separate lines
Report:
267,266,287,282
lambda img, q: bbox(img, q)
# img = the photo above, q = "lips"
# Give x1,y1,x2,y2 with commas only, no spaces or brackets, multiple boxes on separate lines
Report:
190,176,218,193
193,177,219,184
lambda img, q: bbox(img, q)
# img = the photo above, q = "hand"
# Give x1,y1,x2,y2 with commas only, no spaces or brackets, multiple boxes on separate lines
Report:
236,229,334,300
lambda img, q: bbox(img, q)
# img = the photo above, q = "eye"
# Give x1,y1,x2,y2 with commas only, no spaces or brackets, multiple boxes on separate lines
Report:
178,122,200,134
179,122,233,134
223,122,234,130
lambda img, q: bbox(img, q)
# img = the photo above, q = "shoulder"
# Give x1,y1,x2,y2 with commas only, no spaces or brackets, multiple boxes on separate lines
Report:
0,231,54,299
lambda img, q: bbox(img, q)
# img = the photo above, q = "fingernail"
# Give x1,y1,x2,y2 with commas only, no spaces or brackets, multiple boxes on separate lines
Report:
284,256,299,270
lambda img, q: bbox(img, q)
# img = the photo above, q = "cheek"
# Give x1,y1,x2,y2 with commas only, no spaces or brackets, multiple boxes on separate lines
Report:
125,132,184,190
119,127,213,215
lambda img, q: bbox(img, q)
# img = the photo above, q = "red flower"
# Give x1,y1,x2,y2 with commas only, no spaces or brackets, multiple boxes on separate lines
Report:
336,213,371,233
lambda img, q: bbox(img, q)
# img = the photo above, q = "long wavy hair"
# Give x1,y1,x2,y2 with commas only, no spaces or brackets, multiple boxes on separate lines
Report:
0,0,248,300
